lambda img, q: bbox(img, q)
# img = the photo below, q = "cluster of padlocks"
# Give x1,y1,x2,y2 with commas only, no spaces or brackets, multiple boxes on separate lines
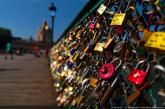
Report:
50,0,165,108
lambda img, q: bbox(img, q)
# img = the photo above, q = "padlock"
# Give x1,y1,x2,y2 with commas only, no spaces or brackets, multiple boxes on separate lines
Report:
66,60,75,69
79,31,97,60
93,31,101,46
77,67,90,84
67,71,76,83
97,4,107,15
127,60,150,85
49,0,165,107
81,78,90,88
158,88,165,103
104,34,118,49
88,16,98,29
94,32,107,52
71,94,78,106
113,41,124,53
76,79,90,105
86,82,101,106
142,0,155,23
90,77,99,88
70,50,80,62
110,13,126,26
99,58,122,79
127,64,162,105
113,33,130,60
74,27,85,40
94,43,105,52
100,75,119,105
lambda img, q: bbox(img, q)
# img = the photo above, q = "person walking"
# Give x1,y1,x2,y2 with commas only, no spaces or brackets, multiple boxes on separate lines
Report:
45,47,49,57
5,41,14,60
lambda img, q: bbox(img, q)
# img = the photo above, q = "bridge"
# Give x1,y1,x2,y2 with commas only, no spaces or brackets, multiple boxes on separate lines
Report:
0,54,58,108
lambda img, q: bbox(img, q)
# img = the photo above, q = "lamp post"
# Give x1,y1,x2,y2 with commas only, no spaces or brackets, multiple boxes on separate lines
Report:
49,2,56,45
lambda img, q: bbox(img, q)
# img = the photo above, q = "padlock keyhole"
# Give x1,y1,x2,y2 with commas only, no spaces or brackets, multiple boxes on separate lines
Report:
102,66,108,74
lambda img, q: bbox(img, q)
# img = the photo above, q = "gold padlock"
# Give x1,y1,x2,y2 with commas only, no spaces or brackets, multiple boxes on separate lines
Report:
104,35,113,49
142,30,153,41
90,78,98,87
94,43,105,51
76,96,84,105
75,27,85,39
110,13,126,26
96,22,101,29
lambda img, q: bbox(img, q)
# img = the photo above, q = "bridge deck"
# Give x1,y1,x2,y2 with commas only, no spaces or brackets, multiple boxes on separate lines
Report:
0,54,57,108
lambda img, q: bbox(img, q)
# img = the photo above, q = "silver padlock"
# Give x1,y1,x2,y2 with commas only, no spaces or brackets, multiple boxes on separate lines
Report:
82,78,90,88
110,58,122,71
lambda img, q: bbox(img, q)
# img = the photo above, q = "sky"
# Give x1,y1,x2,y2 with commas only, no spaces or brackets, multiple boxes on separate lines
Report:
0,0,88,41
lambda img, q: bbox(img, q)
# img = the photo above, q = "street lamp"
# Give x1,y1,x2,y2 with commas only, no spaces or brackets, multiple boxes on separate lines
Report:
49,2,56,45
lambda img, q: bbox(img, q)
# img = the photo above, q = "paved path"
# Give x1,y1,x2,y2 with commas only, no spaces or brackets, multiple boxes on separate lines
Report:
0,54,56,107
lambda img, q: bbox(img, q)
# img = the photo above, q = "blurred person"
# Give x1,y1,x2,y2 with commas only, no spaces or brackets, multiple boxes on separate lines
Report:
5,41,14,59
34,46,40,57
16,49,20,55
45,47,49,57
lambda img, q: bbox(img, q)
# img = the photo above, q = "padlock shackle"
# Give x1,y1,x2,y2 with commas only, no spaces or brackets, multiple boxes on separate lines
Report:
110,58,122,70
92,82,101,94
113,41,124,53
68,71,76,83
153,65,165,74
80,84,89,95
135,60,145,67
81,78,90,88
135,60,150,72
82,67,90,77
111,75,119,87
121,0,129,11
113,34,120,43
148,65,165,87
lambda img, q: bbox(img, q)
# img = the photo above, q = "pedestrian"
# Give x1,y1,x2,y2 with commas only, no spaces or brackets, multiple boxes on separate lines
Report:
34,46,40,57
45,47,49,57
5,41,14,60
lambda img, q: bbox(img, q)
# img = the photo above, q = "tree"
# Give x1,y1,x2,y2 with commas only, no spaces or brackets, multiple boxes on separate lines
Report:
0,27,13,49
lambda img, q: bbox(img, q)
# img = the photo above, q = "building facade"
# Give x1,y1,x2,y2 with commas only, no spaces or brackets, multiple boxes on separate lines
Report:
36,21,52,44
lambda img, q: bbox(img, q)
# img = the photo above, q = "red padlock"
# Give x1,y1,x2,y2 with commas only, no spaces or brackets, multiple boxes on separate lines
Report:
89,23,95,29
99,58,122,79
127,60,150,85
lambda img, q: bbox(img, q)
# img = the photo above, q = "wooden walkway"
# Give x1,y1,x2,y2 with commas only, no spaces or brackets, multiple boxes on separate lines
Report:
0,54,57,108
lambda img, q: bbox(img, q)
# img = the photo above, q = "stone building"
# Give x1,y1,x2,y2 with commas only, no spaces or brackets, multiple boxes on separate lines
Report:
36,21,52,43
